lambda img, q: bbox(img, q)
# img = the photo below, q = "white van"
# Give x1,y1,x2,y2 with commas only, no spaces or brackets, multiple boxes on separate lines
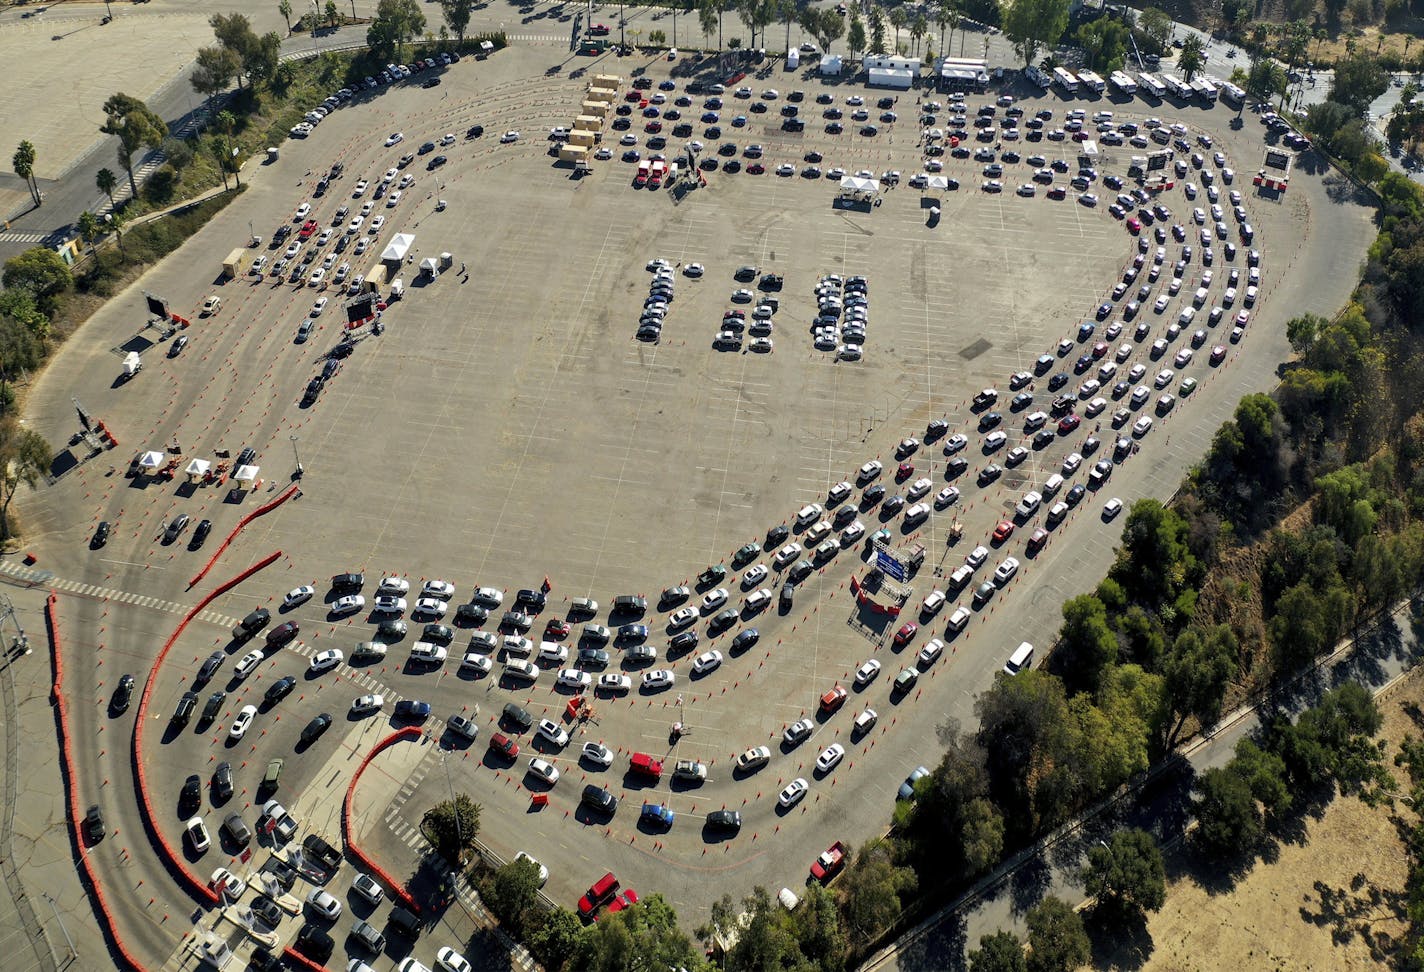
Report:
502,635,532,657
538,641,568,664
949,564,974,589
1004,641,1034,674
410,642,448,665
1043,474,1064,497
1015,491,1043,518
502,658,539,682
946,605,972,634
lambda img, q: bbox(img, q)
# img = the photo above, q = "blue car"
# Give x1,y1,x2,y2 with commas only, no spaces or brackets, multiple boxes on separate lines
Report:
731,115,748,127
618,623,649,643
640,803,675,828
701,111,719,123
394,700,431,721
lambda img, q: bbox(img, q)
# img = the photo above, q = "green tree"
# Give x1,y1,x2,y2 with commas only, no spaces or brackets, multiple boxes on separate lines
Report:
1269,581,1341,670
486,856,543,933
1025,896,1089,972
840,838,917,943
889,6,907,52
1229,738,1292,820
911,12,928,54
1075,16,1129,71
368,0,426,61
525,907,584,969
701,0,721,51
779,0,797,54
1162,624,1238,746
76,210,103,252
1001,0,1070,68
1331,52,1389,116
847,12,866,62
192,45,242,106
793,882,847,971
1083,828,1166,922
969,930,1028,972
1137,6,1172,50
576,893,706,971
1177,33,1206,80
278,0,293,32
243,31,282,86
869,7,886,56
12,141,38,207
209,12,257,87
2,248,71,310
95,167,118,209
1193,764,1263,856
101,93,167,200
960,797,1006,874
422,794,481,862
0,418,52,540
820,6,844,54
1111,498,1200,614
1055,594,1118,694
1286,311,1327,355
440,0,474,49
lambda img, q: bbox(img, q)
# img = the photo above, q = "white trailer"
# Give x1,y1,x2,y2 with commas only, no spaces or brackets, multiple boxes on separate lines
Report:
1076,69,1106,93
1052,67,1079,93
1136,72,1166,98
1109,71,1137,95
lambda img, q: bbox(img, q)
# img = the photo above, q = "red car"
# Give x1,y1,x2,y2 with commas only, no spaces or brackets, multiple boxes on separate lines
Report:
819,685,848,713
1027,528,1049,553
992,521,1014,543
893,622,918,646
625,90,642,101
1091,341,1109,359
1057,414,1081,434
298,219,318,239
810,841,848,883
601,889,639,918
488,732,519,759
577,872,620,920
1127,217,1142,234
747,162,765,174
545,618,571,639
590,22,610,34
1047,186,1066,200
645,121,663,133
266,621,299,646
1210,344,1227,365
896,461,915,481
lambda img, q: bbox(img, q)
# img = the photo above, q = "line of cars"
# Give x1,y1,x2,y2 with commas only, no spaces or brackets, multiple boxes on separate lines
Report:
636,258,678,341
714,264,780,352
810,272,868,361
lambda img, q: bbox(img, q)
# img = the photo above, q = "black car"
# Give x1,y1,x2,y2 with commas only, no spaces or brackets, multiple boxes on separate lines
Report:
92,520,111,548
163,513,190,543
418,141,437,154
197,650,225,684
731,629,760,652
264,676,297,705
200,690,226,725
422,623,453,644
426,155,447,170
294,924,334,963
421,76,441,88
578,647,610,668
249,947,283,972
1066,483,1087,506
455,602,488,624
388,905,423,940
582,784,618,815
300,713,333,744
85,805,105,842
261,857,297,891
706,808,742,832
331,572,364,592
172,691,198,727
515,588,547,611
502,702,535,730
112,673,135,713
466,125,484,138
766,524,790,546
501,611,532,632
377,619,408,640
180,774,202,813
710,608,739,631
252,895,283,928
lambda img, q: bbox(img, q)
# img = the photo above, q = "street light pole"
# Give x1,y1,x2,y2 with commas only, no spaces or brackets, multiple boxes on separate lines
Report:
290,435,303,478
441,750,463,856
41,893,77,964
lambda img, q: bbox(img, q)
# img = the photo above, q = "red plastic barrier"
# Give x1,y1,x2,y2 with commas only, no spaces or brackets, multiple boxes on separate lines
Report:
281,947,329,972
48,594,148,971
132,550,283,909
188,482,299,589
342,727,423,914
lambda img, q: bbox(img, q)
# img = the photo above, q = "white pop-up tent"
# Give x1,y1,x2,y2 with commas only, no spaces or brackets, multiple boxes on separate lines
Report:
381,233,415,265
184,458,210,483
924,175,951,191
138,451,165,471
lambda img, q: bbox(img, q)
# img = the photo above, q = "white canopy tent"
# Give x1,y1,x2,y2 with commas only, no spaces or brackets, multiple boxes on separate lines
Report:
819,54,843,76
138,451,165,471
233,465,260,487
924,175,951,191
184,458,211,482
868,67,913,90
380,233,415,264
839,175,880,194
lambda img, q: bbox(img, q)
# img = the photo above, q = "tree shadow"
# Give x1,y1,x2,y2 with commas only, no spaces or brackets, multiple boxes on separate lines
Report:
1005,849,1052,917
1085,906,1156,971
1297,873,1406,960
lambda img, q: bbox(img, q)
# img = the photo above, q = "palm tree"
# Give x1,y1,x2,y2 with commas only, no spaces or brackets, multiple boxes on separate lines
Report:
910,13,927,56
889,7,906,54
96,167,118,210
77,211,102,253
12,141,39,206
106,207,127,259
279,0,292,32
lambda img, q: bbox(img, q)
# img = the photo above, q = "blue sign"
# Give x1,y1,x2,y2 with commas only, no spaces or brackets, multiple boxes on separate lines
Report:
876,551,906,582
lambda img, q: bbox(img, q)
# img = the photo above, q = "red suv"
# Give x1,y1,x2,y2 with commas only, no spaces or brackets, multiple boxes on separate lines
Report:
488,732,518,759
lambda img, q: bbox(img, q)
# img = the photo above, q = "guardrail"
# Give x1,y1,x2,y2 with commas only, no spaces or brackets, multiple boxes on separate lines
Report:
48,593,148,970
188,482,299,589
342,727,424,914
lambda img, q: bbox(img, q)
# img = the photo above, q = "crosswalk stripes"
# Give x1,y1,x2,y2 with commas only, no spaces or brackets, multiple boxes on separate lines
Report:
0,560,241,628
0,232,50,244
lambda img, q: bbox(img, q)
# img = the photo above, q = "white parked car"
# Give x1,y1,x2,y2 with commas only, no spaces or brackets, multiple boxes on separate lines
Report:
414,597,447,618
557,668,591,690
643,669,676,690
352,694,385,715
816,743,846,773
536,718,569,748
377,576,410,595
527,758,560,785
778,777,809,808
307,888,342,919
500,130,521,143
331,594,365,616
854,659,882,685
284,585,315,608
692,650,723,675
598,672,632,693
581,741,614,767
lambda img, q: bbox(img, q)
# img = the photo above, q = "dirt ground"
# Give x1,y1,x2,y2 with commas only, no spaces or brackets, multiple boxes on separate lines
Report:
1120,668,1423,972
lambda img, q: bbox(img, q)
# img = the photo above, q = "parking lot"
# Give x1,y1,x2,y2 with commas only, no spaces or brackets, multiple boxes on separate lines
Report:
16,40,1379,966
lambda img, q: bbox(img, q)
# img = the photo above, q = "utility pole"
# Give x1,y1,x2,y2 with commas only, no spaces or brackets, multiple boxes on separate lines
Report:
441,751,462,855
0,595,29,658
290,435,303,478
41,893,77,966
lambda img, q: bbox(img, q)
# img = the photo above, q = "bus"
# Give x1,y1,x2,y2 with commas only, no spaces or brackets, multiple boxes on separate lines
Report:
1219,81,1246,106
1076,69,1106,93
1136,72,1166,98
1109,71,1138,95
1191,77,1219,102
1162,74,1194,99
578,39,605,55
1053,67,1079,94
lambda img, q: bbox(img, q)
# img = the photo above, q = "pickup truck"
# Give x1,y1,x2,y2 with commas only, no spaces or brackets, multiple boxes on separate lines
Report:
259,800,298,843
697,564,727,586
